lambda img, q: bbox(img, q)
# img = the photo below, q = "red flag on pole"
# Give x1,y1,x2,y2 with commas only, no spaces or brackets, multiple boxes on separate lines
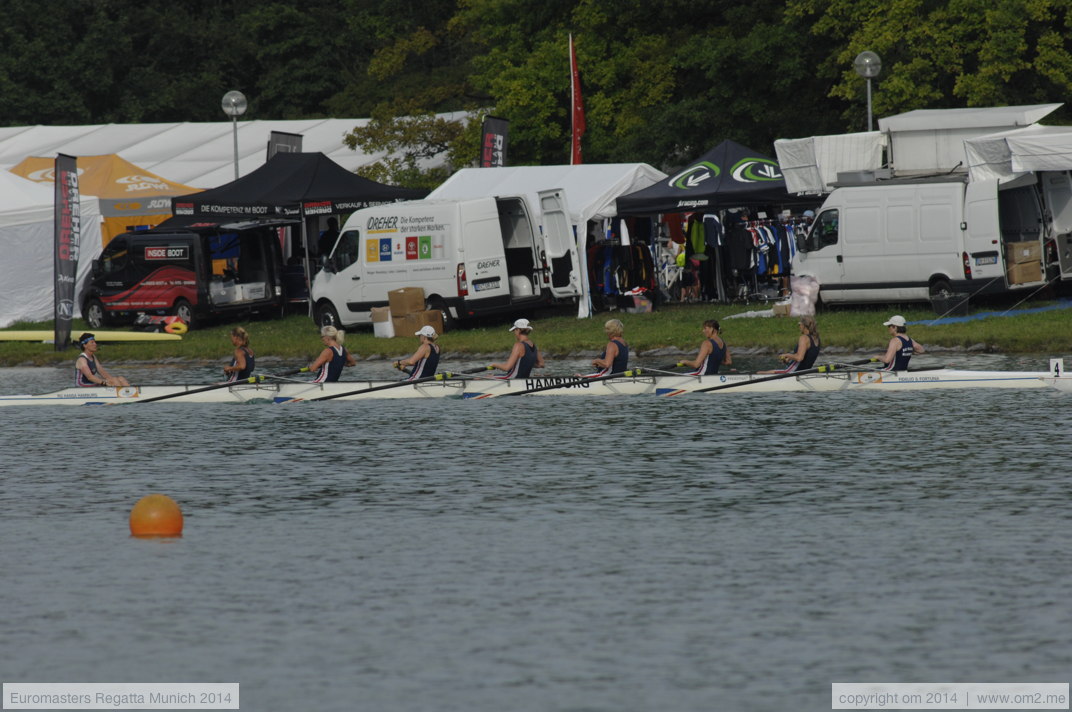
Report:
570,34,586,165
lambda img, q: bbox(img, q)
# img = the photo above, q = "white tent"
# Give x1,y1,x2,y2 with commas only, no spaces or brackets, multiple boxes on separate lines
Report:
0,171,102,327
428,163,666,317
0,113,469,190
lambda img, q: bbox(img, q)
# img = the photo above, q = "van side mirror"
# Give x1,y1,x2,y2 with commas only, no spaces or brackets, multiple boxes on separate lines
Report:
91,258,102,276
319,254,335,274
796,234,808,253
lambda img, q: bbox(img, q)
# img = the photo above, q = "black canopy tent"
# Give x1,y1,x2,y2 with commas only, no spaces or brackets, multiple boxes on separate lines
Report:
164,152,427,314
168,151,427,219
614,139,799,214
615,140,812,303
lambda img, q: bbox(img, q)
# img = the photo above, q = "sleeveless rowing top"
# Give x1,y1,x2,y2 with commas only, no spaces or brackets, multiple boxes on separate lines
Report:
226,346,255,382
592,338,629,376
883,335,915,371
313,345,349,383
76,353,98,387
798,334,820,369
690,338,726,376
502,341,539,379
408,344,440,380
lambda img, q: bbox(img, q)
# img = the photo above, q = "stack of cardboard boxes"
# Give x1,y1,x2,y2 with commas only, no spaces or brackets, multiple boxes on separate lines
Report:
382,287,444,337
1006,241,1042,284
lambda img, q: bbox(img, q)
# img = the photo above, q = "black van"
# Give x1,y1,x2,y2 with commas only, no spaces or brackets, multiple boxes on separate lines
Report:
81,221,289,329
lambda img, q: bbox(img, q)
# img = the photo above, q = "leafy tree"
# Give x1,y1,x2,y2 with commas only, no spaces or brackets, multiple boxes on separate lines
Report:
787,0,1072,125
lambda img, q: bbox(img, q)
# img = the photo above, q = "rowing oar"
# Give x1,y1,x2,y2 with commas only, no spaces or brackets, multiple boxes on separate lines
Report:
307,372,456,402
134,368,306,404
495,369,643,397
692,363,852,394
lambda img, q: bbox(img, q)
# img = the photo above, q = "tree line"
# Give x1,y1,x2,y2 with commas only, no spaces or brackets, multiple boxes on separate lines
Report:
3,0,1071,187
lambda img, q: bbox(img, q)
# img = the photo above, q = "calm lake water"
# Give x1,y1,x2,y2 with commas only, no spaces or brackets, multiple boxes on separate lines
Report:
1,353,1070,711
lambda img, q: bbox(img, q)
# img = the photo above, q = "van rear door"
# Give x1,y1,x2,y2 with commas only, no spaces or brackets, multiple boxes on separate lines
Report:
459,199,510,301
964,179,1005,284
1040,171,1072,280
537,189,582,298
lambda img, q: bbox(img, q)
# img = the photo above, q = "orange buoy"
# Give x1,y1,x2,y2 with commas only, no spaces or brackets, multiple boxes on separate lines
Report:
129,494,184,537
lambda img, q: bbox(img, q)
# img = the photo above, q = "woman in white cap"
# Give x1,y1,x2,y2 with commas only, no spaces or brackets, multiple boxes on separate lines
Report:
309,325,356,382
876,315,924,371
395,325,440,380
489,318,545,379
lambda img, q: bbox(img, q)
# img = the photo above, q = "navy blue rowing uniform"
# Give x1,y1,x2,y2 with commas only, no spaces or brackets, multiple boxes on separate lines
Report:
500,341,539,379
75,353,98,387
590,338,629,377
313,345,350,383
882,336,916,371
408,344,440,380
689,338,727,375
226,346,255,382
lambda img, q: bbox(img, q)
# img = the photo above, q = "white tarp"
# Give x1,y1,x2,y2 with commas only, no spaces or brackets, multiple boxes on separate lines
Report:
879,104,1062,174
428,163,666,318
0,113,469,189
0,171,103,327
964,124,1072,182
774,132,885,195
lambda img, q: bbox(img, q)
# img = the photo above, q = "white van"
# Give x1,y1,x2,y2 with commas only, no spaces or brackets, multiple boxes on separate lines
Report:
311,191,580,328
794,176,1059,303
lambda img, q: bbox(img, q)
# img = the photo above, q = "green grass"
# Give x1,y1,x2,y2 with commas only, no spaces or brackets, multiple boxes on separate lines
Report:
1,300,1070,368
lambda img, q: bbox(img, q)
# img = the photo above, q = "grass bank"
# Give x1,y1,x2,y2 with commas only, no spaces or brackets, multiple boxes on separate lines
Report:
2,301,1070,368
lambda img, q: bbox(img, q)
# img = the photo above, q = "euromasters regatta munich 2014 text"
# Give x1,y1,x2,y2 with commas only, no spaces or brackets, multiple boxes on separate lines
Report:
7,690,198,706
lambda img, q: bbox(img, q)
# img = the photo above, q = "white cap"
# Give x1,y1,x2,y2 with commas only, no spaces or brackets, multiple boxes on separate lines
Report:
803,209,815,218
883,315,906,327
415,325,438,338
508,318,532,331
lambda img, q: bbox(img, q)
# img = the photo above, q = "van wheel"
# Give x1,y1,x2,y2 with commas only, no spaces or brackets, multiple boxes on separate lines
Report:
426,297,456,331
929,279,953,298
315,301,341,328
84,298,108,329
172,299,196,329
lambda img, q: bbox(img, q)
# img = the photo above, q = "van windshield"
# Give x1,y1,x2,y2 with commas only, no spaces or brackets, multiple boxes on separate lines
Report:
334,229,360,271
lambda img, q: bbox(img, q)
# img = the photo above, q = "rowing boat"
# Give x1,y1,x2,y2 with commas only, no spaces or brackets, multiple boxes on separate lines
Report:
0,363,1067,405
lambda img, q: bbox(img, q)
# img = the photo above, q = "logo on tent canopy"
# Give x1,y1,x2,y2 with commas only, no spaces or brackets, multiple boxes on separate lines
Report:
117,174,172,192
25,167,85,182
730,158,782,182
669,161,719,190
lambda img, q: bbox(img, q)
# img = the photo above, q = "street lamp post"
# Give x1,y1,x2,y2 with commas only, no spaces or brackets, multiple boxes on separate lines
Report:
221,90,248,180
853,51,882,131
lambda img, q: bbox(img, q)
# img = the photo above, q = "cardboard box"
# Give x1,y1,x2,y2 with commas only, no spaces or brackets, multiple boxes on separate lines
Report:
1007,261,1042,284
392,310,445,337
388,287,425,317
370,306,392,323
772,302,791,317
1007,241,1041,264
373,320,395,338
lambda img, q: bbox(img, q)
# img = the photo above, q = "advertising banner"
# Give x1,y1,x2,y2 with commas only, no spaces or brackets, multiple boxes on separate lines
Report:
480,116,509,167
53,154,80,351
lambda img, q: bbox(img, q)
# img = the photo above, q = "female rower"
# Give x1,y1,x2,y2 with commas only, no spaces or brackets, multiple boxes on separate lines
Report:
876,314,924,371
75,333,130,387
678,319,732,375
222,326,255,382
489,318,544,379
395,325,440,380
759,316,820,374
587,318,629,377
309,325,356,383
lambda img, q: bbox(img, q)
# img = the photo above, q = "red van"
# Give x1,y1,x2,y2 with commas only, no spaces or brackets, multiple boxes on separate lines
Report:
81,222,289,329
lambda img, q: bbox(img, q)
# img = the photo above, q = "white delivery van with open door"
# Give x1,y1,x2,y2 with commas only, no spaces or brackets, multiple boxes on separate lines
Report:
311,191,580,329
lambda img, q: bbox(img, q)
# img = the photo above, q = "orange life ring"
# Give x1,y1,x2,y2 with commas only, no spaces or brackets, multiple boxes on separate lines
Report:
165,321,189,335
